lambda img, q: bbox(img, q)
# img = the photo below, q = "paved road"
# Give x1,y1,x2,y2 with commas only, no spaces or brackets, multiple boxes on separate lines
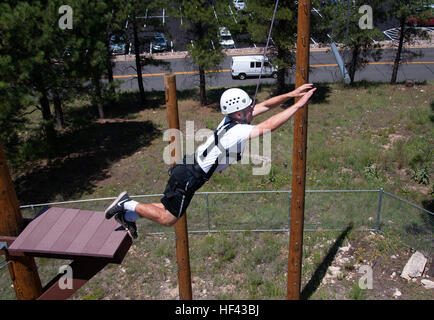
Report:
113,47,434,92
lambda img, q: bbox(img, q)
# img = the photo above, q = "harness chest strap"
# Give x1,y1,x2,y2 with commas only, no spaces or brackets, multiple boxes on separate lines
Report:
199,120,243,179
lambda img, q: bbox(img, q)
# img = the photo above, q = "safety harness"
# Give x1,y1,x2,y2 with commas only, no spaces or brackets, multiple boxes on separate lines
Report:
197,118,243,180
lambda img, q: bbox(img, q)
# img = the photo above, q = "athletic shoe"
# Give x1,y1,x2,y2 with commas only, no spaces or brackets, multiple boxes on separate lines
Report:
115,211,138,239
104,191,131,220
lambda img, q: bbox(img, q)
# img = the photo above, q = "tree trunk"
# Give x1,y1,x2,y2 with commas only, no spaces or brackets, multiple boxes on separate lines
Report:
132,14,146,106
348,44,360,85
53,90,64,130
199,65,207,106
276,48,286,95
391,17,406,84
39,88,57,153
92,76,105,119
106,33,115,93
276,69,286,95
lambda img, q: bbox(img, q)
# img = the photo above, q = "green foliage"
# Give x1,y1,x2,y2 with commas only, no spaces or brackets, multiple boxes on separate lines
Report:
382,0,430,83
179,0,226,65
412,167,430,185
349,282,366,300
244,0,297,92
82,288,104,300
0,0,124,160
251,233,280,264
213,233,237,263
175,0,227,105
187,41,224,71
364,161,380,180
315,0,385,84
0,85,29,163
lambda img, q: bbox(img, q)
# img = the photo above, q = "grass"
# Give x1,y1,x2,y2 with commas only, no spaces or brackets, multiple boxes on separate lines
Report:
349,283,366,300
0,81,433,300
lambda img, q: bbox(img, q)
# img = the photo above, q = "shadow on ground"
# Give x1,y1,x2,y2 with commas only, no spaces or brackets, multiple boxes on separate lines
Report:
14,120,161,204
64,91,167,123
105,91,165,118
300,223,354,300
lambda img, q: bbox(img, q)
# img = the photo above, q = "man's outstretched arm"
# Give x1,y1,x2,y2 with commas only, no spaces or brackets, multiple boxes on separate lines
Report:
252,83,314,118
249,87,316,139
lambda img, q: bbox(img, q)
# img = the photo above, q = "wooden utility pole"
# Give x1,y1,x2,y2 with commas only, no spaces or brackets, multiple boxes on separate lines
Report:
0,142,43,299
287,0,311,300
164,74,193,300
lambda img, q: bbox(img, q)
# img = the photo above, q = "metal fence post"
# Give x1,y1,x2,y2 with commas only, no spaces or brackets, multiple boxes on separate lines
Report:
376,188,384,232
288,191,291,234
206,193,210,234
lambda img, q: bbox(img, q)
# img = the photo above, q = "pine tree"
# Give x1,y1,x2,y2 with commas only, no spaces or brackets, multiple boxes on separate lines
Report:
177,0,226,106
244,0,297,94
79,0,115,119
104,0,129,93
388,0,430,84
314,0,386,85
0,1,66,153
0,0,122,159
126,0,171,107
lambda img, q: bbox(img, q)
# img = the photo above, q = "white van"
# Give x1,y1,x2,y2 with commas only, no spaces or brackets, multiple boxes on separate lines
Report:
231,55,278,80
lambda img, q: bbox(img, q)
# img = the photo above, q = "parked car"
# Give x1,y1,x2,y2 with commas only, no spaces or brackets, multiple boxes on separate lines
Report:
218,27,235,49
408,5,434,27
233,0,246,11
109,35,128,55
231,55,277,80
151,32,168,52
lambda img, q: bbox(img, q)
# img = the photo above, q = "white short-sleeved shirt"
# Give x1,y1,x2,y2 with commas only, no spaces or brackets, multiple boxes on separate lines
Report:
195,117,254,174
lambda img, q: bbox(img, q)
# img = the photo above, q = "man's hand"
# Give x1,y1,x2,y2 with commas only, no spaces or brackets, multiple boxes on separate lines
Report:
295,87,316,107
249,87,317,139
253,83,315,118
289,83,314,98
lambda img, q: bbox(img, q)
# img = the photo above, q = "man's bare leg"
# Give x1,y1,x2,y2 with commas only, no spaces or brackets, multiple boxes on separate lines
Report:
105,192,178,230
134,202,178,227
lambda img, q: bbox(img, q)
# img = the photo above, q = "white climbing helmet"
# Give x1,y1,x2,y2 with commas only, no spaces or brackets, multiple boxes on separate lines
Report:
220,88,252,115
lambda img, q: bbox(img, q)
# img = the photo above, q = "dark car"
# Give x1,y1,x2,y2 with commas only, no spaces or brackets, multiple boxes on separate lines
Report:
151,33,168,52
109,35,129,55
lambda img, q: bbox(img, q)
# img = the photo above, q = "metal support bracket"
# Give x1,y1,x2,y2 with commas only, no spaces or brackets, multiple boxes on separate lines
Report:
0,243,11,270
0,236,16,256
0,242,7,250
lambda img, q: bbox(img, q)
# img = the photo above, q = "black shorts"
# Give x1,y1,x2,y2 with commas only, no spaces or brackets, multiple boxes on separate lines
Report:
160,163,207,218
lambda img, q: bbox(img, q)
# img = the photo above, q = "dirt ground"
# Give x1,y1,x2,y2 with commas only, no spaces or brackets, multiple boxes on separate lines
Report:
308,231,434,300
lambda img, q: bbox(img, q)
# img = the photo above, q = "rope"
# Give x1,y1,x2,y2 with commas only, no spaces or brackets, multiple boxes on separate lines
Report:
252,0,280,108
328,0,351,84
330,1,339,41
343,0,351,68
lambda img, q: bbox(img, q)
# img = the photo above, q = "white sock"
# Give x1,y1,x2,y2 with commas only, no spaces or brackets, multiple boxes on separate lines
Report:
123,200,138,212
125,210,140,222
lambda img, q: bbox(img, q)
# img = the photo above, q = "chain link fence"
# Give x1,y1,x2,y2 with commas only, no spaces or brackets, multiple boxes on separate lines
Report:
1,188,432,299
17,189,433,255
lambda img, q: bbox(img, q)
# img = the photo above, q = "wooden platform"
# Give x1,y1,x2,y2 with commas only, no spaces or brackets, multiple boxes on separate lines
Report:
3,207,133,299
8,207,132,263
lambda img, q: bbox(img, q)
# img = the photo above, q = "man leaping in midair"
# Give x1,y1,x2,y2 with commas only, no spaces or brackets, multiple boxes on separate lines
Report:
104,84,316,238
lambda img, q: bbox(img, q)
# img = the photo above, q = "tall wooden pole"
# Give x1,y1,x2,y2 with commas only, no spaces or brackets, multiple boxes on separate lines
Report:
287,0,311,300
0,142,43,299
164,74,193,300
